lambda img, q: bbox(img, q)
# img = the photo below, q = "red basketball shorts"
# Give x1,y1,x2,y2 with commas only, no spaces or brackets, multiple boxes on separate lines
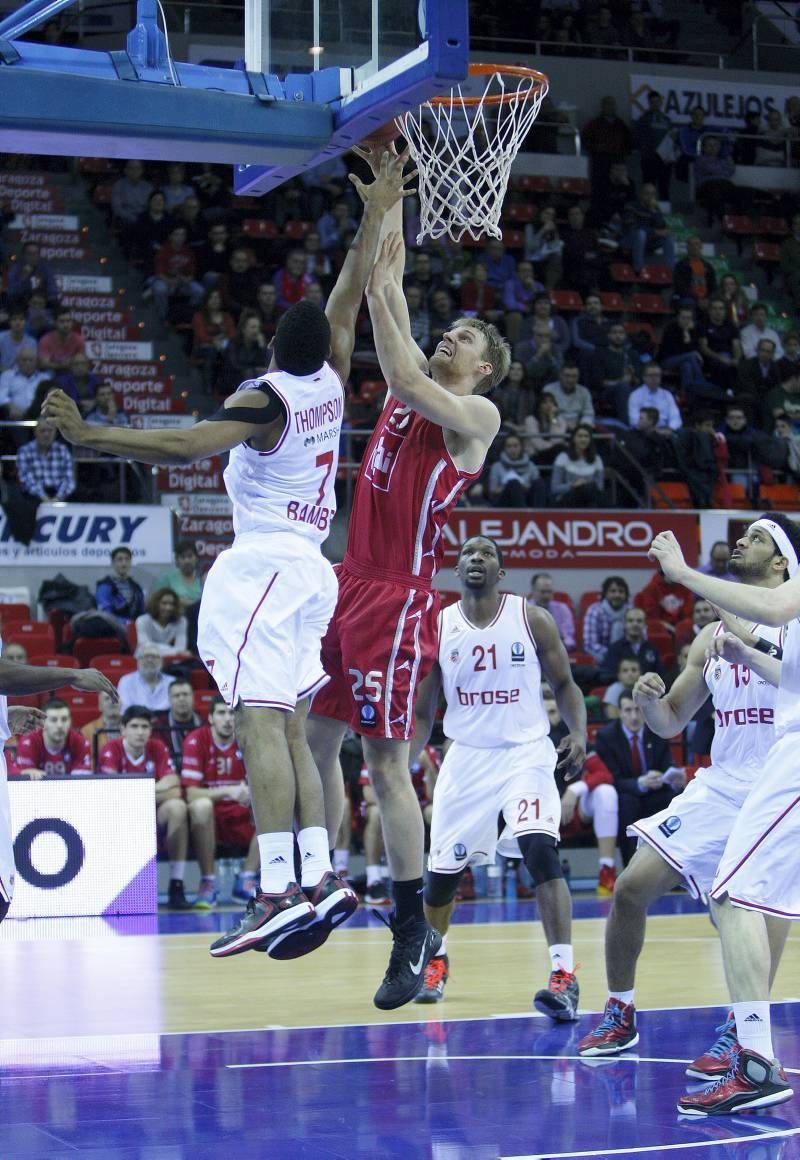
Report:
214,800,255,849
312,569,439,741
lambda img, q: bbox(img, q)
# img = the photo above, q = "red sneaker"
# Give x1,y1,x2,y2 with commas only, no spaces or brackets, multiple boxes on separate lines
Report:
578,998,639,1056
534,967,580,1022
685,1010,737,1080
677,1047,793,1117
414,953,449,1003
596,864,616,896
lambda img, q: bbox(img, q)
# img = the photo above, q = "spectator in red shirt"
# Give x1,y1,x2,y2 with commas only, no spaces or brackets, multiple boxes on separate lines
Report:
150,225,204,322
38,308,86,374
272,249,314,310
637,568,694,635
11,697,92,778
181,696,259,908
99,704,191,908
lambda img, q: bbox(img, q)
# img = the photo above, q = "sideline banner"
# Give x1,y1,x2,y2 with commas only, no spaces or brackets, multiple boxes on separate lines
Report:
7,777,157,918
441,510,700,569
630,74,795,127
0,503,173,565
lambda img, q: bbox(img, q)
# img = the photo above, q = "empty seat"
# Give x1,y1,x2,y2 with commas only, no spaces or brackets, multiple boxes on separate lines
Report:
639,263,673,286
609,262,638,285
758,483,800,512
628,292,671,316
512,175,554,194
7,622,55,648
550,290,583,312
89,655,138,679
72,637,123,669
598,291,625,313
649,480,692,509
502,202,536,223
757,216,789,237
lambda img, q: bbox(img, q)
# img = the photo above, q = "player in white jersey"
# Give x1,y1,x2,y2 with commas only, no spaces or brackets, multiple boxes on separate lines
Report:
413,536,587,1018
649,513,800,1115
0,649,116,922
44,150,415,960
579,516,791,1075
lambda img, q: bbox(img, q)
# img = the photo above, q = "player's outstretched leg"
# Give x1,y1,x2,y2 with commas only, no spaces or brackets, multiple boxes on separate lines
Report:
578,844,679,1054
414,870,460,1004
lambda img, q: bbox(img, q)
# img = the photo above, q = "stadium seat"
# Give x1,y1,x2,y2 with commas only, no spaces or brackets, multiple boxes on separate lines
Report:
358,379,387,405
502,202,536,223
89,655,138,678
501,227,524,250
68,705,101,730
650,480,693,509
570,651,597,667
7,622,55,648
713,481,750,509
639,264,673,286
557,177,591,198
553,591,575,613
598,291,625,313
722,214,754,253
587,722,603,744
758,483,800,512
578,592,602,621
241,218,279,239
550,290,583,313
0,604,33,626
610,262,638,286
283,220,312,240
512,175,554,194
23,652,58,667
628,292,671,317
753,241,781,281
190,668,214,691
72,637,123,668
56,690,99,712
196,691,216,711
757,216,789,238
589,685,609,699
624,320,660,345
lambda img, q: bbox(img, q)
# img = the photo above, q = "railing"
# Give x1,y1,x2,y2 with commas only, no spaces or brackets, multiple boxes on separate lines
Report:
752,10,800,70
698,130,797,169
469,35,727,70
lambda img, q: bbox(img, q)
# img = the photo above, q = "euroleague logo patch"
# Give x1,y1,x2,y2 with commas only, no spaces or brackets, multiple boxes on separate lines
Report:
360,704,377,728
658,815,682,838
511,642,525,665
453,843,467,861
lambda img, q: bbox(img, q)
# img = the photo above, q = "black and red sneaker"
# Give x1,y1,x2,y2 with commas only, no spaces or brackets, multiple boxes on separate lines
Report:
209,883,314,958
578,998,639,1056
534,967,580,1022
414,953,449,1003
677,1047,793,1116
267,872,358,960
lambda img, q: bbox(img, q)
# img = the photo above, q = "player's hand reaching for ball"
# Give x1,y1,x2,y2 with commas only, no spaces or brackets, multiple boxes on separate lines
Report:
648,530,689,583
72,669,120,699
348,146,416,214
633,672,665,705
556,731,586,782
41,389,87,446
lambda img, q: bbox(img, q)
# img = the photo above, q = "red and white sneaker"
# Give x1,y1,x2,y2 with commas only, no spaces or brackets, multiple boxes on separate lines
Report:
677,1047,793,1117
267,872,358,960
578,998,639,1056
685,1010,738,1080
596,864,616,896
534,967,580,1022
209,883,314,958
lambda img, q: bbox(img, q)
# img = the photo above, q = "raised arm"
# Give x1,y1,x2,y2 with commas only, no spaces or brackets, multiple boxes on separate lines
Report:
325,146,416,383
43,388,278,466
632,625,713,738
366,235,500,443
650,531,800,626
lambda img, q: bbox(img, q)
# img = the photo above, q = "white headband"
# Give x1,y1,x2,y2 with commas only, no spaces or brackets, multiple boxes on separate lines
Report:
752,518,800,578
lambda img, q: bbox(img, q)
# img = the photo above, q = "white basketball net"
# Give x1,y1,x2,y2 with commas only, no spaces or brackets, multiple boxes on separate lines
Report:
396,69,549,244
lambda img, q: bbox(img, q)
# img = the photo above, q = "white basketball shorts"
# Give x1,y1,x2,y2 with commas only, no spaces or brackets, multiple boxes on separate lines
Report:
711,733,800,919
197,531,338,711
427,735,559,874
0,750,14,908
629,764,757,900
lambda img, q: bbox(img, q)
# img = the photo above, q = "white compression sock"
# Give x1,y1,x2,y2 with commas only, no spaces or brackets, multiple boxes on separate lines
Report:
366,864,382,885
258,832,295,893
333,847,350,874
550,944,574,974
610,990,635,1007
169,861,185,880
734,1001,775,1059
297,826,332,889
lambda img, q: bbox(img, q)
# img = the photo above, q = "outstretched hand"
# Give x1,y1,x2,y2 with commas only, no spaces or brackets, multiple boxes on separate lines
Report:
648,531,688,583
42,389,88,446
348,145,416,214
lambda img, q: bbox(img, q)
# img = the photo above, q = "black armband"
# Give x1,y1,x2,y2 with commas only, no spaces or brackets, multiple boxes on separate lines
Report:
208,383,285,425
754,638,782,659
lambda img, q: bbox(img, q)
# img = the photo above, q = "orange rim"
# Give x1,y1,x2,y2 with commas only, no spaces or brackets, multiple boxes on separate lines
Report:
425,62,549,109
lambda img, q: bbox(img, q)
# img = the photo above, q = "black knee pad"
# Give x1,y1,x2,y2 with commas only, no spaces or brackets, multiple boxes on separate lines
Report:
424,870,463,908
0,896,9,925
518,833,563,886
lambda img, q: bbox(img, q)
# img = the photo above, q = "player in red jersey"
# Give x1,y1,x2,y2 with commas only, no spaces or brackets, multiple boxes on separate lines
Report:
11,698,92,778
309,200,510,1008
181,696,259,908
99,704,191,908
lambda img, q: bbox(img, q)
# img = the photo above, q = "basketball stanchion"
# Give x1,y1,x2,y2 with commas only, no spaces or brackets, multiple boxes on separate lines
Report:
394,63,550,243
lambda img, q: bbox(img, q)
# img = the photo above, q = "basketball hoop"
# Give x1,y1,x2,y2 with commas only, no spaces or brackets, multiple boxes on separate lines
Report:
395,63,549,244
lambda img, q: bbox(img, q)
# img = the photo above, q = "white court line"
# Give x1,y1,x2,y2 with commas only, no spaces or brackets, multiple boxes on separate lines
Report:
500,1129,800,1159
225,1052,800,1075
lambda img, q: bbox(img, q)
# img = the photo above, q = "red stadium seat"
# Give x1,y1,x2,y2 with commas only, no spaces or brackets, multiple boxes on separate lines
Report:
72,637,123,668
639,264,673,286
758,483,800,512
89,655,138,679
598,291,625,313
502,202,536,223
757,216,789,237
552,591,575,613
629,292,671,317
557,177,591,198
56,690,99,712
578,592,602,622
67,705,101,730
283,220,313,240
7,622,55,648
512,175,554,194
570,651,597,667
241,218,279,240
550,290,583,313
191,668,214,691
196,691,216,712
0,604,32,626
649,481,692,509
610,262,638,286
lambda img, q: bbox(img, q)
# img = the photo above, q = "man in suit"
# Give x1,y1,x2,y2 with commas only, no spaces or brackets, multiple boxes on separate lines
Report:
594,691,679,865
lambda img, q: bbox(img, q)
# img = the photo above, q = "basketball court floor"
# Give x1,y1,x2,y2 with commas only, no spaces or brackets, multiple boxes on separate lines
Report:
2,893,799,1158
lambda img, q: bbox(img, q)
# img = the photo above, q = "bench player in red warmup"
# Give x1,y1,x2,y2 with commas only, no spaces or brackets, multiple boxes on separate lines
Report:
11,697,92,778
45,152,414,958
309,209,511,1008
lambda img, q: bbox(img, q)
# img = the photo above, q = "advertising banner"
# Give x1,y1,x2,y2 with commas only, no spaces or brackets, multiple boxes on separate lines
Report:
7,777,157,918
630,74,796,127
0,503,173,565
440,510,700,568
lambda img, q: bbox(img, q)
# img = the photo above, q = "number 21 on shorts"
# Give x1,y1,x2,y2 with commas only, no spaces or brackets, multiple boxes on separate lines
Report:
517,797,540,825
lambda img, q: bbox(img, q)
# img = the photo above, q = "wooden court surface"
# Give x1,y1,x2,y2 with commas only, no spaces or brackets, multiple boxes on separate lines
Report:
4,907,799,1038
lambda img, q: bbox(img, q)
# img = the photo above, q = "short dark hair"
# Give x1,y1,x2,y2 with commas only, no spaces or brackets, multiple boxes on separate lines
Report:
43,697,69,713
601,575,629,599
458,535,504,569
618,691,636,708
210,695,227,712
169,678,193,695
122,705,152,725
175,540,197,556
111,546,132,561
273,300,331,376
